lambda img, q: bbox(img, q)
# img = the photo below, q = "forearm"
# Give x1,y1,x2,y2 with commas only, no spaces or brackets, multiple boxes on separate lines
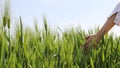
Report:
96,13,117,43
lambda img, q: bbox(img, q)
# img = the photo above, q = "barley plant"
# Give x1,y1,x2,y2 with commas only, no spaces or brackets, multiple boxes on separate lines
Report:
0,0,120,68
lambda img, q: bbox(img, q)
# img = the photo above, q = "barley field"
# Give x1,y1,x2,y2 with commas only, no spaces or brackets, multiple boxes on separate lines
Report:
0,1,120,68
1,16,120,68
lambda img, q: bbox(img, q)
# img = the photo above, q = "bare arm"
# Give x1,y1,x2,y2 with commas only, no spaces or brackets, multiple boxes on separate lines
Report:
96,13,117,42
84,13,117,50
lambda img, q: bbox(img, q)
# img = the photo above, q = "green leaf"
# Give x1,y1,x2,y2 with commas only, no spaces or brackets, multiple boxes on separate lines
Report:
90,56,94,68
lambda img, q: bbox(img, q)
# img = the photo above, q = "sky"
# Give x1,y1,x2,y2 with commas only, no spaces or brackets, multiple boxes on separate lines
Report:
0,0,120,36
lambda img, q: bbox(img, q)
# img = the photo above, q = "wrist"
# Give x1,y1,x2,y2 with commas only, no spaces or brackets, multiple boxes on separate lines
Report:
96,31,104,42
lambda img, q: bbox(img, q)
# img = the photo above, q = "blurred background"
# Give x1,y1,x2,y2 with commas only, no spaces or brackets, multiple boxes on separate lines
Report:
0,0,120,36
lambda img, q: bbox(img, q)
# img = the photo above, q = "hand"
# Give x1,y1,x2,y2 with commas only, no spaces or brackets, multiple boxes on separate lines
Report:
83,34,99,51
81,11,116,51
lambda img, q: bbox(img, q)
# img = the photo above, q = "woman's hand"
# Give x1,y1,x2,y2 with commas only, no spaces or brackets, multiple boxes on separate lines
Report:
82,13,117,51
83,34,99,51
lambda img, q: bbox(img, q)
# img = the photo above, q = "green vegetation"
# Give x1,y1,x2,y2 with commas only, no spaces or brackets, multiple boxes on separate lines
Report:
0,0,120,68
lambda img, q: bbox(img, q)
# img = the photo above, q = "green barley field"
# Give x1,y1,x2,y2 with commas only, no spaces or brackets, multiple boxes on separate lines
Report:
1,1,120,68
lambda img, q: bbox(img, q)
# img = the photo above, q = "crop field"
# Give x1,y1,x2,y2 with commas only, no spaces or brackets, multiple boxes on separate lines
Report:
0,17,120,68
1,1,120,68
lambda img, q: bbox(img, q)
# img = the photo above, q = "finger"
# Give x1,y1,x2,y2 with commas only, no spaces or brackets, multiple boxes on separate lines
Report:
86,35,94,40
86,36,91,40
94,42,98,48
84,38,92,50
80,37,92,51
84,43,90,50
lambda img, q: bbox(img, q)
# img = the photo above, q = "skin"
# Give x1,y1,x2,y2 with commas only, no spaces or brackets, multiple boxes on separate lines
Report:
84,13,118,50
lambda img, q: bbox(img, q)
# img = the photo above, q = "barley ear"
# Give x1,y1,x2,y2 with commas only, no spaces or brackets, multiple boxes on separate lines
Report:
3,16,6,27
7,17,10,29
